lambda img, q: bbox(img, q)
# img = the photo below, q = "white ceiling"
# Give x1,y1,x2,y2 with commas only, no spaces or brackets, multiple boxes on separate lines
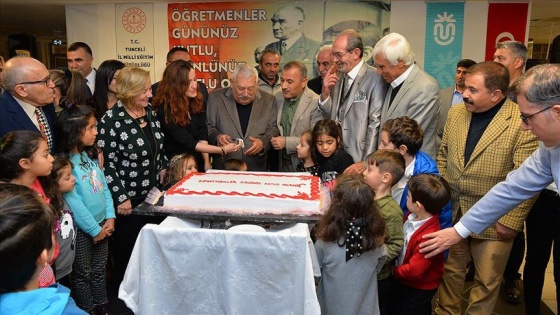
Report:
0,0,558,44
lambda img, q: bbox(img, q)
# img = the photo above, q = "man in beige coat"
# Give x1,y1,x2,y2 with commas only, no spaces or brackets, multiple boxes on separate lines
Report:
271,61,324,171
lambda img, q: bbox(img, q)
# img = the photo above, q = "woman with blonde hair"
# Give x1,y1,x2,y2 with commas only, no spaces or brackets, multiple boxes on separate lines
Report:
97,66,167,282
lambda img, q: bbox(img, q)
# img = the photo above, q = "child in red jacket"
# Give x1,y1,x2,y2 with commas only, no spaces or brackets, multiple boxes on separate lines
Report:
390,173,451,315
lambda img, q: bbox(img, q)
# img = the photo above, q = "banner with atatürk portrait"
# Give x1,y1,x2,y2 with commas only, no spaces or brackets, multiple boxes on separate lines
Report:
167,2,390,90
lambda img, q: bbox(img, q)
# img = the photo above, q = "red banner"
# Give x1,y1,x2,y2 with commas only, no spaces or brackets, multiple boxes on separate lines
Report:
167,2,390,90
485,2,529,61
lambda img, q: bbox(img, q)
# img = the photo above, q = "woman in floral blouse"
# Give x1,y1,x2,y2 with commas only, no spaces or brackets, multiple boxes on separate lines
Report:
97,66,167,282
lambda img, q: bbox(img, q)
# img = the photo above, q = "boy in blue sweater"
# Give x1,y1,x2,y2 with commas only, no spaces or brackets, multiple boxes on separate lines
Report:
379,116,452,230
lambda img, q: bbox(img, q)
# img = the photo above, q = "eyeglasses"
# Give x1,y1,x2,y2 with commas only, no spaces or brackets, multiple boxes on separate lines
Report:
520,106,553,125
331,51,350,59
18,75,53,87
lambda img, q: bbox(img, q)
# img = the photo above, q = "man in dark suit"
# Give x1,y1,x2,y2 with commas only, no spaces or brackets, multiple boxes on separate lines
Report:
307,45,332,95
206,64,279,171
67,41,95,96
373,33,441,158
265,6,321,75
318,29,386,164
151,47,208,105
0,57,56,152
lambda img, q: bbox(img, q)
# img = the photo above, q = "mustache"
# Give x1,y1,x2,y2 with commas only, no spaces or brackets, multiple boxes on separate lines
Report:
463,97,473,105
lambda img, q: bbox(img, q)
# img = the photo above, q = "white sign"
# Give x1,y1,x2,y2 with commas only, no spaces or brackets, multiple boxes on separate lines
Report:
116,4,155,81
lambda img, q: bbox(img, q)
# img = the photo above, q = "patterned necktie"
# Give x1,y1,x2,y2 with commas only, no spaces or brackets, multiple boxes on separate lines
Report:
35,107,53,151
342,74,351,100
337,74,352,123
280,41,287,55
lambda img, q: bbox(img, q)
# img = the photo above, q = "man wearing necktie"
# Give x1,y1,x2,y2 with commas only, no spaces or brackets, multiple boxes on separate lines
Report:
0,57,57,152
67,41,95,96
264,5,321,77
318,29,386,164
271,61,325,171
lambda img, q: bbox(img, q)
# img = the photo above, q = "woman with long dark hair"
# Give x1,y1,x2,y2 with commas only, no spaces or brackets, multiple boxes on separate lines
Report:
153,60,239,171
92,59,125,120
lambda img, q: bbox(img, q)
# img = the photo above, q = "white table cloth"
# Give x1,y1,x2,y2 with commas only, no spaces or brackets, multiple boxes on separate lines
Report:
119,216,321,314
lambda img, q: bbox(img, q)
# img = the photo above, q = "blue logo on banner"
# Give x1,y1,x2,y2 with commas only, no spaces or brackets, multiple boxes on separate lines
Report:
424,2,464,89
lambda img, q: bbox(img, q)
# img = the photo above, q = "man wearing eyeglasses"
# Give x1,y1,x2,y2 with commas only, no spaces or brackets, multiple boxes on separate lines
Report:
429,61,538,315
0,57,56,152
318,29,385,164
206,64,279,171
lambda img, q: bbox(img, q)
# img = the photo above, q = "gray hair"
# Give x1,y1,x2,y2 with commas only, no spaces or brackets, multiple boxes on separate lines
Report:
510,63,560,109
497,41,528,65
2,57,42,92
372,32,415,66
315,44,332,59
232,64,258,85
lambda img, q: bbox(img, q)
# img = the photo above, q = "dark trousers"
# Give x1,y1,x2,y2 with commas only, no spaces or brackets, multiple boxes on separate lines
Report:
378,275,392,315
503,231,525,281
389,279,437,315
524,189,560,315
113,198,164,283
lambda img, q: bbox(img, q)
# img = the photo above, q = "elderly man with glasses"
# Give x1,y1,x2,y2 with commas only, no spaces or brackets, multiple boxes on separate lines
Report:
318,29,385,164
0,57,56,152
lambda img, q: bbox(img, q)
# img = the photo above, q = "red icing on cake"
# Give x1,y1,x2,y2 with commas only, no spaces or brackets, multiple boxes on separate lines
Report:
167,172,320,200
164,171,322,216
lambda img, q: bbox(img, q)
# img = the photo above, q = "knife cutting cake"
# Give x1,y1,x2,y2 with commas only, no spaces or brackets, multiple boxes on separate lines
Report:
164,170,322,216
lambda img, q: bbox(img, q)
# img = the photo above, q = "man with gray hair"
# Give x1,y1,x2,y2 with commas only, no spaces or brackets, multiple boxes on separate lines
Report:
373,32,441,158
494,40,527,86
318,29,386,163
0,56,56,152
265,5,321,74
307,45,332,95
206,64,279,171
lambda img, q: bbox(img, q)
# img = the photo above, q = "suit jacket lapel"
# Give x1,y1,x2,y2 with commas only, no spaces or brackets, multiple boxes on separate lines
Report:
224,88,243,137
4,93,40,132
291,89,312,135
386,66,420,117
455,106,471,170
342,62,368,117
466,100,512,167
245,91,264,137
284,36,306,61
